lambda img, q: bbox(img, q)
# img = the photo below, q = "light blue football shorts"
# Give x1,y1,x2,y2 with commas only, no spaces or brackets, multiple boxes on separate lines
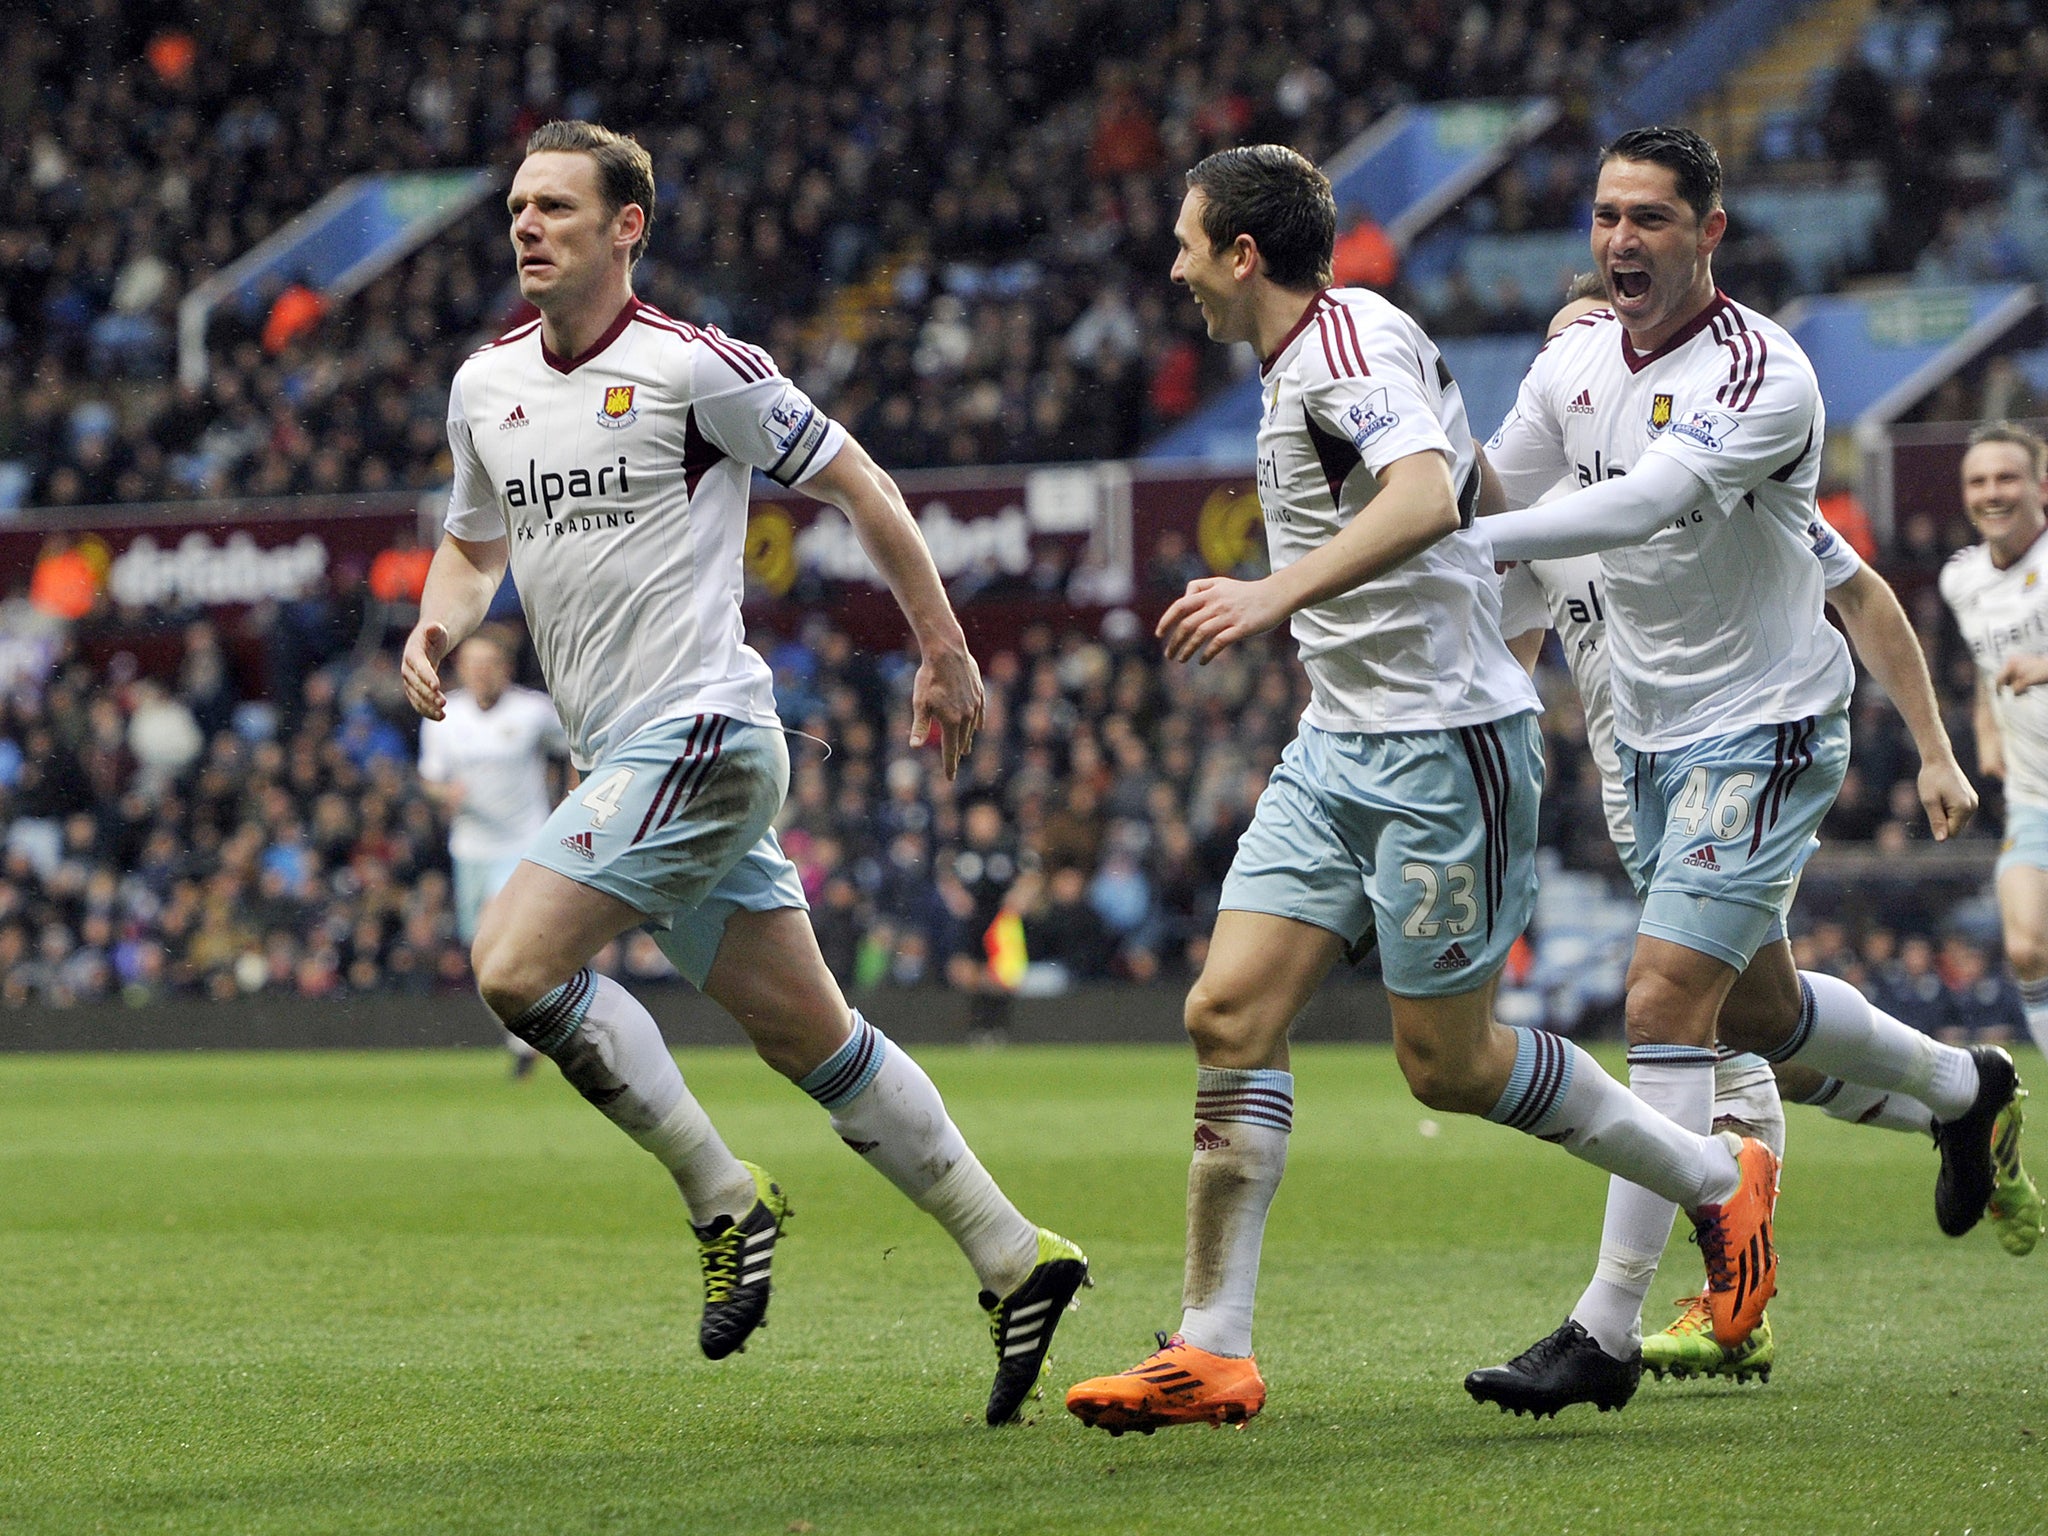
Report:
523,713,808,987
1998,801,2048,878
1618,711,1850,972
1220,713,1542,998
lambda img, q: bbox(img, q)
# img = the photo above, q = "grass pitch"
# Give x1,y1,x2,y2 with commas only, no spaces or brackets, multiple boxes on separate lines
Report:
2,1042,2042,1535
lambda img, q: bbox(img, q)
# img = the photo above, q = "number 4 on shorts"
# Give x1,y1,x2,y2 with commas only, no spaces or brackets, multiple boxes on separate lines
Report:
580,768,636,828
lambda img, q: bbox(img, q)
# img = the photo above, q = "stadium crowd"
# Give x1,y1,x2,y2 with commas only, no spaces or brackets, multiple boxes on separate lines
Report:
0,530,2020,1043
0,0,1715,510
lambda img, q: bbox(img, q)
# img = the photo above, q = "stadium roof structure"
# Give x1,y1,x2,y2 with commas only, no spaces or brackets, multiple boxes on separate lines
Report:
177,169,501,389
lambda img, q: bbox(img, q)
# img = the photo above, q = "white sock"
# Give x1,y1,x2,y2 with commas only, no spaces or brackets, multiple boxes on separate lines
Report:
1571,1046,1716,1359
1713,1051,1787,1159
798,1012,1037,1298
508,969,754,1227
2017,975,2048,1059
1769,972,1979,1121
1178,1067,1291,1358
1486,1027,1740,1208
1794,1074,1936,1136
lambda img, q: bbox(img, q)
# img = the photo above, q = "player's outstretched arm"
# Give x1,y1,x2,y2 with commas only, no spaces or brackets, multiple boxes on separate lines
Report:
802,437,983,779
1828,563,1978,841
1480,454,1706,563
1159,449,1459,666
402,533,508,722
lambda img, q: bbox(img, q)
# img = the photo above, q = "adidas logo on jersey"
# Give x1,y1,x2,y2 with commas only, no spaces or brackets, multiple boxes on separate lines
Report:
1681,845,1722,871
560,831,595,861
1432,942,1472,972
1194,1123,1231,1151
499,404,530,431
1566,389,1595,415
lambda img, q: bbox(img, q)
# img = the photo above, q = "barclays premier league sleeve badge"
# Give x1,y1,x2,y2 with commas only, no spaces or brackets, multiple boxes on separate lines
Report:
1343,388,1399,453
1668,407,1740,452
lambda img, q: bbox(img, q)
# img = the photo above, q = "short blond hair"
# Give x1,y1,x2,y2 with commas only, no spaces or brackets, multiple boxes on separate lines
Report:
1968,420,2048,480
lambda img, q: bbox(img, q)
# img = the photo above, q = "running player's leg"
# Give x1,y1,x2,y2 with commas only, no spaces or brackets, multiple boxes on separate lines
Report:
680,889,1085,1424
699,903,1041,1297
1068,729,1360,1435
486,716,814,1358
1388,970,1773,1416
472,859,759,1232
1721,939,2017,1237
1177,911,1338,1344
1341,716,1760,1280
1471,721,1822,1413
1997,851,2048,1059
1063,909,1336,1436
1774,1058,1933,1134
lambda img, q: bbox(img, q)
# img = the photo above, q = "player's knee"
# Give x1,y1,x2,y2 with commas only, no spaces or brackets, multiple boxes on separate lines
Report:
472,930,547,1024
1392,1034,1487,1114
1622,969,1721,1048
1715,975,1801,1054
1183,982,1281,1066
2005,930,2048,982
749,1006,851,1082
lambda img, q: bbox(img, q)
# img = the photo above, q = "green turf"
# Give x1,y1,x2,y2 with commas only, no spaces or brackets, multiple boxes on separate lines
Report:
2,1043,2042,1535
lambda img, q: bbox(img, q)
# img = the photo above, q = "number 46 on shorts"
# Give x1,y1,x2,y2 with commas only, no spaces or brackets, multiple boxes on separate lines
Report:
1668,767,1756,842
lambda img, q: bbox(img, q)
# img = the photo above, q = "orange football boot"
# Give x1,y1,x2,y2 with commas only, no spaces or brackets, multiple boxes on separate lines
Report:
1692,1134,1780,1348
1066,1332,1266,1435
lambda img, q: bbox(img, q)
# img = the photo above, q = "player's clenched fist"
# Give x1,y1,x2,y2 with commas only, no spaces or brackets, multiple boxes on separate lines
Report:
402,620,453,721
1998,653,2048,695
1158,575,1293,665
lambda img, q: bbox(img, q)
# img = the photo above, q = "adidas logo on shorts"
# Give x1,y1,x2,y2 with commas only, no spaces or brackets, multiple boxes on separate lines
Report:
1681,845,1722,871
560,830,595,860
1432,942,1472,972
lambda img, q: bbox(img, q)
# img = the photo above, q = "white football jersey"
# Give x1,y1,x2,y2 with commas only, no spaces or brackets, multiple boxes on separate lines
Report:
1941,532,2048,810
1256,287,1536,733
1501,546,1630,851
444,299,845,768
1486,295,1853,751
418,685,568,861
1502,497,1866,851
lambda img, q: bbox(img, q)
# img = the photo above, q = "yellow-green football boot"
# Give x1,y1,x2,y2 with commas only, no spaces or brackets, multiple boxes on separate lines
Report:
982,1229,1090,1425
695,1162,792,1360
1641,1294,1774,1384
1988,1085,2043,1257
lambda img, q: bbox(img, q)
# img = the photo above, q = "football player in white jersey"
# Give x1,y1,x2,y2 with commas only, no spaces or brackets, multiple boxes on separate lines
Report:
1470,125,2018,1417
1946,423,2048,1068
399,121,1087,1426
1066,144,1781,1438
417,624,568,1075
1503,294,2041,1392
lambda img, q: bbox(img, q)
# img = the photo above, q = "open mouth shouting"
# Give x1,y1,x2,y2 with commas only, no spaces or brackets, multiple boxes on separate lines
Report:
1608,265,1652,303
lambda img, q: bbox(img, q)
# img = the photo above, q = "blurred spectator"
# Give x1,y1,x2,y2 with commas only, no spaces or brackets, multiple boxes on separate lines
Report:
1940,932,2025,1046
126,679,202,795
1331,209,1397,290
